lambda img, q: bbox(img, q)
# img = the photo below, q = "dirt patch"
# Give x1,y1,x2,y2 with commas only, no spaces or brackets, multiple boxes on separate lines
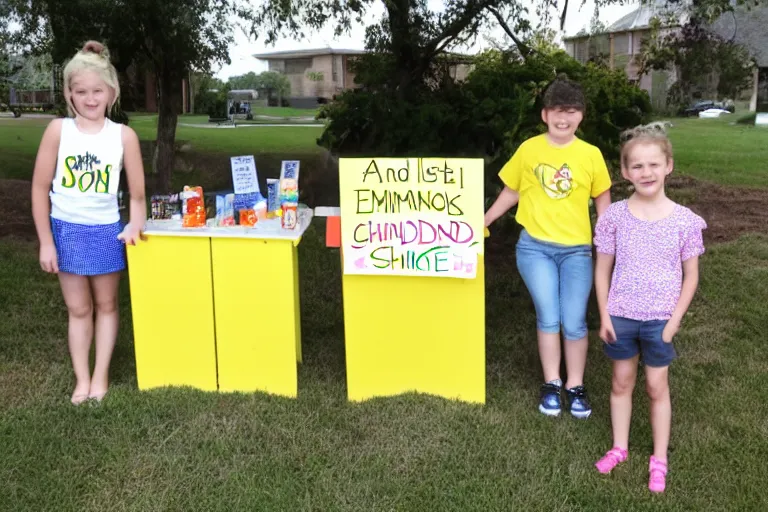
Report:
612,175,768,244
680,178,768,244
0,179,36,240
2,175,766,244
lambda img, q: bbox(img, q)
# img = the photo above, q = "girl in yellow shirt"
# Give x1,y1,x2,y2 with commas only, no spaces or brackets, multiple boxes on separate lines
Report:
485,77,612,418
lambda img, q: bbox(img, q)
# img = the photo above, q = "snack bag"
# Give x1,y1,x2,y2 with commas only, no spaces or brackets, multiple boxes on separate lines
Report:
181,186,206,228
239,208,257,227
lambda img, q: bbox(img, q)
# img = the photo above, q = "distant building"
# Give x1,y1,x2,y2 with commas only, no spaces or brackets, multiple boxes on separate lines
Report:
563,1,768,112
252,47,475,108
252,48,366,108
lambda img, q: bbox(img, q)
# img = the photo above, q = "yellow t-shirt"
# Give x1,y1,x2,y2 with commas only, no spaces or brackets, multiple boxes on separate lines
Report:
499,134,611,246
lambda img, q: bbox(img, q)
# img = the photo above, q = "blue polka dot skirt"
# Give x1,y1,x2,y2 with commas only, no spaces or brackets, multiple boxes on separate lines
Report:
51,217,126,275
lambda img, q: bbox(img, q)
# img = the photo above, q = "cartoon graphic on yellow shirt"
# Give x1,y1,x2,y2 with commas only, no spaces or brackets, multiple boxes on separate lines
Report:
533,163,575,199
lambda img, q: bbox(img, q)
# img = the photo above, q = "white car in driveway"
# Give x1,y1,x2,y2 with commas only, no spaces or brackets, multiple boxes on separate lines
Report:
699,108,732,118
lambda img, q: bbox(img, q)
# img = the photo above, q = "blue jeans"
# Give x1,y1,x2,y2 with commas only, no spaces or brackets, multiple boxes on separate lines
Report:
516,230,593,341
604,316,677,368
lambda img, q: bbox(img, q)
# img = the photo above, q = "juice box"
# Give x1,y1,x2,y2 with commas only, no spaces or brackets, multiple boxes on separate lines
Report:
281,202,298,230
266,178,280,218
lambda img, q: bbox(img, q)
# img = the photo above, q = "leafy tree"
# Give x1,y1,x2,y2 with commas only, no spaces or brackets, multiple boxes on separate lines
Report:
227,70,290,105
0,1,18,106
8,0,365,192
228,71,260,90
637,18,754,108
193,74,230,116
319,48,651,180
255,71,290,105
9,53,54,89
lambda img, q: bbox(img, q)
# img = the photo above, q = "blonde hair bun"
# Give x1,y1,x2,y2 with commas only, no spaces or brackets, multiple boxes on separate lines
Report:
81,41,109,59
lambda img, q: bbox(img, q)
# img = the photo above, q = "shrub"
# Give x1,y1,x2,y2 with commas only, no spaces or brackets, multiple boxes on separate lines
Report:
319,49,651,182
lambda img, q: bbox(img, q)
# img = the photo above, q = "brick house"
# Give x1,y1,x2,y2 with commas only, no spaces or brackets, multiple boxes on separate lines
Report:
563,1,768,112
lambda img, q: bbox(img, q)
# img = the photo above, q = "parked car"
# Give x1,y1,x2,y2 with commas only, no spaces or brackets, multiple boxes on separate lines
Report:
681,100,735,117
698,108,732,118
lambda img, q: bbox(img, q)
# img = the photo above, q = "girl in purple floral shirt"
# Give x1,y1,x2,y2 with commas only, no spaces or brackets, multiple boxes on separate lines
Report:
592,123,706,493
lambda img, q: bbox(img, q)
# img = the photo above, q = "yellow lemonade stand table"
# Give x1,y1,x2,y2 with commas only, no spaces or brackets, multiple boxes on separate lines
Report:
126,211,313,397
339,157,486,404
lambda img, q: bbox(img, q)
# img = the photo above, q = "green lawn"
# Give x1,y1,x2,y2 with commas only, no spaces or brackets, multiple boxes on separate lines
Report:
2,227,767,510
2,114,766,188
247,106,320,118
666,117,768,188
2,114,768,510
128,115,325,156
0,116,325,183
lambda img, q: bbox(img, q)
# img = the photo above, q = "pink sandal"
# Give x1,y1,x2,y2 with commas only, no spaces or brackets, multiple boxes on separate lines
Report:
595,447,628,474
648,456,668,493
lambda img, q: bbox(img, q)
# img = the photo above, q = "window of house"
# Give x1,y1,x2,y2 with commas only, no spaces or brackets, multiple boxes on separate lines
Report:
575,41,588,63
284,58,313,74
613,34,630,55
332,56,341,83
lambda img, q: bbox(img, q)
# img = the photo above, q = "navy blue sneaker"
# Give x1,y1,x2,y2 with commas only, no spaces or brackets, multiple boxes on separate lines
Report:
539,382,562,416
565,385,592,419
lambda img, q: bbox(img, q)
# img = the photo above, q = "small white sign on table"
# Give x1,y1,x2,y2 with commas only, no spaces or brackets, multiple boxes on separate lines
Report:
755,113,768,126
230,156,260,194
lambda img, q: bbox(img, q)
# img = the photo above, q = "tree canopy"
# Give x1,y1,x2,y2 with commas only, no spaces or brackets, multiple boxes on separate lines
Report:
6,0,360,191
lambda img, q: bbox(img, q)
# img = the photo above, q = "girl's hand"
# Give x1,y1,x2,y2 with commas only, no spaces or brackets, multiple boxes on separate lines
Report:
39,243,59,273
599,317,617,343
117,223,146,246
662,319,680,343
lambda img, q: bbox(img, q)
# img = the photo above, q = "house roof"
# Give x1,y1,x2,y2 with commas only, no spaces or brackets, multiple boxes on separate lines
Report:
564,0,689,40
252,48,366,60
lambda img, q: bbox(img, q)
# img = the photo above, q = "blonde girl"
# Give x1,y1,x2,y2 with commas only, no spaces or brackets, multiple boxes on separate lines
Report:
31,41,146,404
593,122,706,492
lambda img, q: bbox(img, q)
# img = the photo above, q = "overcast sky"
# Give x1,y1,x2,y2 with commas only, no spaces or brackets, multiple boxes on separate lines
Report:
214,0,638,79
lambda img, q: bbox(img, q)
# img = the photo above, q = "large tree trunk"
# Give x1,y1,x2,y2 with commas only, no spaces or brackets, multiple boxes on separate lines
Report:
153,67,182,193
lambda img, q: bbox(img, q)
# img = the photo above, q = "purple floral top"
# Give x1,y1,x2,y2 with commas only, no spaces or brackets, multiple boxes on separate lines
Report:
594,200,707,321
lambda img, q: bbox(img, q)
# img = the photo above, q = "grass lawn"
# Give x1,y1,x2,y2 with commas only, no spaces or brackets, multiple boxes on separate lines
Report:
2,228,767,510
664,117,768,188
0,116,325,183
1,114,768,510
129,115,325,156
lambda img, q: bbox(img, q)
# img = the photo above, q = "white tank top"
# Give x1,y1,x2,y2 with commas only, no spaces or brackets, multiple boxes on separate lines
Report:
50,118,124,225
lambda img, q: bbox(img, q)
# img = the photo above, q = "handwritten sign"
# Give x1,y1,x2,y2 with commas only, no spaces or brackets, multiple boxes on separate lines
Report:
340,158,484,278
230,156,260,195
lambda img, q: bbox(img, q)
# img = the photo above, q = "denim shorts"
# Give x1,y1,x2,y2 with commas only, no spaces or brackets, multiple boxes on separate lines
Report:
515,229,593,341
604,316,677,368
